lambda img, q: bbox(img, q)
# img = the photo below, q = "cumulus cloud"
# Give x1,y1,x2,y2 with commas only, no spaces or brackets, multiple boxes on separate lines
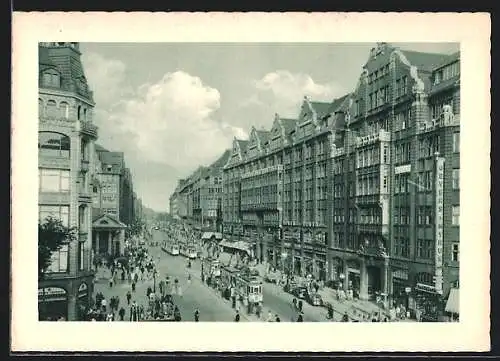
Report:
245,70,345,119
82,53,246,211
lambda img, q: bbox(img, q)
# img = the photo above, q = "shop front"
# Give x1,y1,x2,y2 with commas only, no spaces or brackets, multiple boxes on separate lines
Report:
413,272,444,322
345,259,361,297
38,286,68,321
76,282,90,321
391,268,411,308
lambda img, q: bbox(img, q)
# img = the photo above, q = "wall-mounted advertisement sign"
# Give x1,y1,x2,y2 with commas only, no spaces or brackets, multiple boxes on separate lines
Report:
434,157,445,295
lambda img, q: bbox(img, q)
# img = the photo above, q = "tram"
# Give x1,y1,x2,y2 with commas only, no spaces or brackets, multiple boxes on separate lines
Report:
180,244,198,260
220,265,263,306
163,242,180,256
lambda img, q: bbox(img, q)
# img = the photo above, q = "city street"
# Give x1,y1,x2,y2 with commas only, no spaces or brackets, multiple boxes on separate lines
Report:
152,229,330,322
94,232,251,322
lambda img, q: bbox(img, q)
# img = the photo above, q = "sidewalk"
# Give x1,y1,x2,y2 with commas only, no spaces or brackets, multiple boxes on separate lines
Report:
317,288,389,321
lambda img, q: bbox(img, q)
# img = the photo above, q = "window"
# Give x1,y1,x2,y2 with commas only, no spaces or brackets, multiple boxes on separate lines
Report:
60,101,69,119
79,242,85,270
452,169,460,189
452,205,460,226
416,239,433,259
39,205,70,227
47,244,69,273
42,70,60,88
453,132,460,153
39,168,70,192
402,76,408,95
46,100,57,118
38,99,44,117
38,132,71,158
451,243,459,262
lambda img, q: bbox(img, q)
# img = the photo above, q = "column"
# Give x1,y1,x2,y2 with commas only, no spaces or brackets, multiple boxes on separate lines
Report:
312,253,317,279
359,258,369,301
67,293,77,321
107,231,112,255
96,232,100,254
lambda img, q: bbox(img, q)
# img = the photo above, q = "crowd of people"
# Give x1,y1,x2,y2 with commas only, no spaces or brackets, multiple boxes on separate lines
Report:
85,240,186,322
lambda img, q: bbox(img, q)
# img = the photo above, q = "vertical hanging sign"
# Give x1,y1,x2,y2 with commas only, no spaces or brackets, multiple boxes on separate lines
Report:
434,157,445,295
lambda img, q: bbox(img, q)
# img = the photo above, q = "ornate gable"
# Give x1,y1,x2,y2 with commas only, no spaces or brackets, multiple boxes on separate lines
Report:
92,213,127,229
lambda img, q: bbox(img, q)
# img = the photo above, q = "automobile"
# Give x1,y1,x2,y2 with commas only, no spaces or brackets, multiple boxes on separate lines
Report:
290,286,308,299
283,281,298,293
154,226,159,230
307,292,324,307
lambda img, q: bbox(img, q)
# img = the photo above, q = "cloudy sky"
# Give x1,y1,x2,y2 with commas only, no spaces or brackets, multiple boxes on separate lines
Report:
80,42,459,212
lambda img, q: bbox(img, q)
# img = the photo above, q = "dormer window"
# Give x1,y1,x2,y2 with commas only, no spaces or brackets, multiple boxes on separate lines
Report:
42,70,60,88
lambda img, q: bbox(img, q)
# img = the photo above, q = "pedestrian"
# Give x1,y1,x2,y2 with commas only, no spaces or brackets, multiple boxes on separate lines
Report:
147,286,152,298
275,314,281,322
267,310,273,322
298,300,303,312
292,298,297,310
101,298,107,312
118,307,125,321
109,276,114,288
187,274,191,285
297,313,303,322
234,310,240,322
126,291,132,305
132,281,136,292
255,303,262,319
194,309,200,322
342,312,349,322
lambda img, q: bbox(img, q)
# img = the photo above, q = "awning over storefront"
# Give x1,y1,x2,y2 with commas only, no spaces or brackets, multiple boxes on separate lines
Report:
445,288,460,314
219,240,251,255
201,232,223,240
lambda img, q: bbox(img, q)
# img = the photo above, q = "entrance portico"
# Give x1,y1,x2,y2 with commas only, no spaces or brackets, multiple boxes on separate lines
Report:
92,213,127,257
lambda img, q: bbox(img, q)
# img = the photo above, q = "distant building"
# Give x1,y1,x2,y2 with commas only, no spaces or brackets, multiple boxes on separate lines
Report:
38,42,97,321
170,150,230,232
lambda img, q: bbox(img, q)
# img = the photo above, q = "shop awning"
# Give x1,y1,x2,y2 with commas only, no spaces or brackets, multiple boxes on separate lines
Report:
202,232,223,240
445,288,460,314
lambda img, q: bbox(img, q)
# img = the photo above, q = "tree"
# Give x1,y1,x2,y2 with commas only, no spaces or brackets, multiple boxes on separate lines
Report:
38,217,76,280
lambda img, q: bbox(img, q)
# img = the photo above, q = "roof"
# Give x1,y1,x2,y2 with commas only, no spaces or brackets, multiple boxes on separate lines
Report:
236,139,249,153
309,101,332,118
209,149,231,171
400,49,453,72
95,144,109,152
92,213,127,229
327,93,351,114
433,51,460,71
98,151,124,173
256,129,270,144
280,118,298,135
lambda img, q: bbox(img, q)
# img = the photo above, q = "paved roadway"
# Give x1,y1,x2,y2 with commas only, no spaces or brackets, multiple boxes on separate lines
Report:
153,229,330,322
93,232,248,322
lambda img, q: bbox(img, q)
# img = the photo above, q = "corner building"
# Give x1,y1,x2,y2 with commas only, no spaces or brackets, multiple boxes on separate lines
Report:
223,43,460,317
38,42,97,320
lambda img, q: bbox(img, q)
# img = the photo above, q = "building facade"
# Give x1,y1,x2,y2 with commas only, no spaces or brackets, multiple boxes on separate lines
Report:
171,151,229,231
91,145,141,256
38,42,96,321
221,43,460,317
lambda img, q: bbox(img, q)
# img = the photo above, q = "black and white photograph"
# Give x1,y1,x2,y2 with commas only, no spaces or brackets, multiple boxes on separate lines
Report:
12,12,490,352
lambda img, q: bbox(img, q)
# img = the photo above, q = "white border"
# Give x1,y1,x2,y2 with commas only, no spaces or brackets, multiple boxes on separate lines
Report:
11,12,491,352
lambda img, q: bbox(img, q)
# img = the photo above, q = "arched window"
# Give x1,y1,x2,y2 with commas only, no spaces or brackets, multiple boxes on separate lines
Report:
38,99,44,117
38,131,71,158
46,100,57,118
59,101,69,119
77,105,81,120
42,70,60,88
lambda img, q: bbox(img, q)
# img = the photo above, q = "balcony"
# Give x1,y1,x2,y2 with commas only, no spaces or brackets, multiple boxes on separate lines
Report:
78,191,92,203
418,113,460,134
332,147,345,158
81,159,90,172
80,121,98,139
355,130,391,148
